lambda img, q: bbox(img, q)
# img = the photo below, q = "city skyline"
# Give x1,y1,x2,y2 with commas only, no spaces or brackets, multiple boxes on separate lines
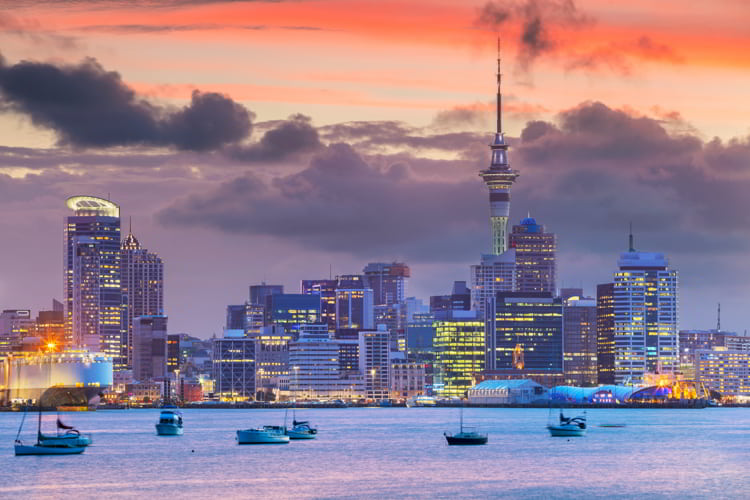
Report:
1,0,749,337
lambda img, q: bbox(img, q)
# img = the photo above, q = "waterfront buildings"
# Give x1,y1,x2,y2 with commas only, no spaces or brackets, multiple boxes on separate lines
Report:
486,292,563,377
121,228,164,369
211,336,255,401
509,217,557,294
562,295,598,386
468,379,547,405
433,311,484,398
389,361,426,400
132,315,168,382
64,196,122,365
695,348,750,396
359,328,390,401
363,262,410,306
611,236,679,386
289,328,341,399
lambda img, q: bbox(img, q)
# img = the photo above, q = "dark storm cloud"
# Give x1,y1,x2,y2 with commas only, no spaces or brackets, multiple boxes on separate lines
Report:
158,100,750,269
227,114,323,162
475,0,592,72
320,121,484,154
0,56,252,151
157,143,486,261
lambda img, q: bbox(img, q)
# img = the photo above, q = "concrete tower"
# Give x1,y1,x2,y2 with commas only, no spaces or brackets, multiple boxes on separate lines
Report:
479,40,520,255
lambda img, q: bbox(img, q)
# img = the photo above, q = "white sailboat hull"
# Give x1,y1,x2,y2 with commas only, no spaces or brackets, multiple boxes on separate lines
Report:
547,425,586,437
236,428,289,444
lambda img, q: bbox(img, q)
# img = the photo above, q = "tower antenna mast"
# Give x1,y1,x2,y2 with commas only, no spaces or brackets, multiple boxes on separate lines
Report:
496,36,502,135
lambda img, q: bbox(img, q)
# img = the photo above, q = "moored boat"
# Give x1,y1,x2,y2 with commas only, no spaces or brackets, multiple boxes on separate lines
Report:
406,395,437,407
287,419,317,440
444,406,488,445
156,409,184,436
236,426,290,444
14,403,87,456
547,409,587,437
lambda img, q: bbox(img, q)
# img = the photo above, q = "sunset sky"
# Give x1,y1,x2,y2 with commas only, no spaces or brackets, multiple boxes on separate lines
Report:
1,0,749,336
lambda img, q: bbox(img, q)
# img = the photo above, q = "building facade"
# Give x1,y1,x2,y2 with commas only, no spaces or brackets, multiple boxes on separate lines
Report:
433,311,485,398
336,288,374,331
64,196,122,365
301,279,337,333
563,296,597,386
509,217,556,294
359,328,390,401
264,294,321,336
596,283,615,384
612,240,678,386
363,262,410,306
695,348,750,396
132,315,168,382
121,230,164,370
211,337,256,401
487,292,563,375
470,250,516,319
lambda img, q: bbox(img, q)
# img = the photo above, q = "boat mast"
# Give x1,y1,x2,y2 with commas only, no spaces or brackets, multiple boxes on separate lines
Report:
36,398,42,445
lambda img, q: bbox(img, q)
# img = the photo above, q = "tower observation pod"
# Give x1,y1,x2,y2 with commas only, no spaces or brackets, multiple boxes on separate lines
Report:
480,39,520,256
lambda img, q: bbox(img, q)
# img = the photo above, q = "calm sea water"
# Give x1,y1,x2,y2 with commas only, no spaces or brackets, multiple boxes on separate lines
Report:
0,407,748,499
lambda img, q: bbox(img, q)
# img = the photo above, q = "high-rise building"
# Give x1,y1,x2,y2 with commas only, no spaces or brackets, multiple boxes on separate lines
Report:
34,302,65,352
433,311,484,398
336,274,364,289
132,315,168,382
289,328,341,399
359,327,390,401
249,283,283,305
509,217,556,293
264,294,321,336
430,281,471,319
470,250,516,319
679,330,728,367
563,295,597,386
336,288,374,331
0,309,33,354
486,292,563,376
166,334,180,375
225,305,246,331
121,227,164,370
255,325,294,390
212,337,255,401
243,303,265,338
363,262,410,306
612,234,678,385
596,283,615,384
301,279,337,333
64,196,122,364
479,44,520,256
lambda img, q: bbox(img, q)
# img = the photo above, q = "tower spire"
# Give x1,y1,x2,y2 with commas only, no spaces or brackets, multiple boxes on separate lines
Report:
628,222,635,252
496,36,502,135
717,302,721,331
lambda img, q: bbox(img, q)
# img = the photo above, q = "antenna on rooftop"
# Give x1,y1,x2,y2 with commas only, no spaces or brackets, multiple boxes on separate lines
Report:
717,303,721,331
628,222,635,252
496,36,502,135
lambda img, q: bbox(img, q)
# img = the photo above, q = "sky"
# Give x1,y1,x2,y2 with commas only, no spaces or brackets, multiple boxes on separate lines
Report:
0,0,749,337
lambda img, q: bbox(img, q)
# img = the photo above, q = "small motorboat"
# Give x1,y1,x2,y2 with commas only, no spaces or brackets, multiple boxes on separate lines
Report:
286,419,317,440
236,426,289,444
156,410,184,436
406,395,437,407
444,406,488,445
547,409,587,437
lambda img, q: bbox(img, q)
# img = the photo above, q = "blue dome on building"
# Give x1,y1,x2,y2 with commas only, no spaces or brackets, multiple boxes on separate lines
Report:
521,216,537,226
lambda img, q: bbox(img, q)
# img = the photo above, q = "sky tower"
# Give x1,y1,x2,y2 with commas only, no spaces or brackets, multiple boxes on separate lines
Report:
480,40,520,255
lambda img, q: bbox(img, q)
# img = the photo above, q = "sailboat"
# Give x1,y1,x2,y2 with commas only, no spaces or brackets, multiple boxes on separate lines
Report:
285,410,317,440
547,407,587,437
15,402,87,455
444,406,488,445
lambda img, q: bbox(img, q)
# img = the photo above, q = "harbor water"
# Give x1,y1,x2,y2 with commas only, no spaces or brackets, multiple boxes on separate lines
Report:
1,407,748,499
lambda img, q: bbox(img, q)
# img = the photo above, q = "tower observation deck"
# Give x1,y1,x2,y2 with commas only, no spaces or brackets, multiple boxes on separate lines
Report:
480,40,520,255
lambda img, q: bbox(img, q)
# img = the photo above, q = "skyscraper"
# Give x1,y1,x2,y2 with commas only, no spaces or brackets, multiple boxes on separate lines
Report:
363,262,410,306
612,234,679,385
470,250,516,319
562,295,597,386
596,283,615,385
132,315,168,382
121,226,164,369
64,196,122,364
249,283,283,305
301,279,337,333
433,310,484,398
479,42,520,256
509,217,556,293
